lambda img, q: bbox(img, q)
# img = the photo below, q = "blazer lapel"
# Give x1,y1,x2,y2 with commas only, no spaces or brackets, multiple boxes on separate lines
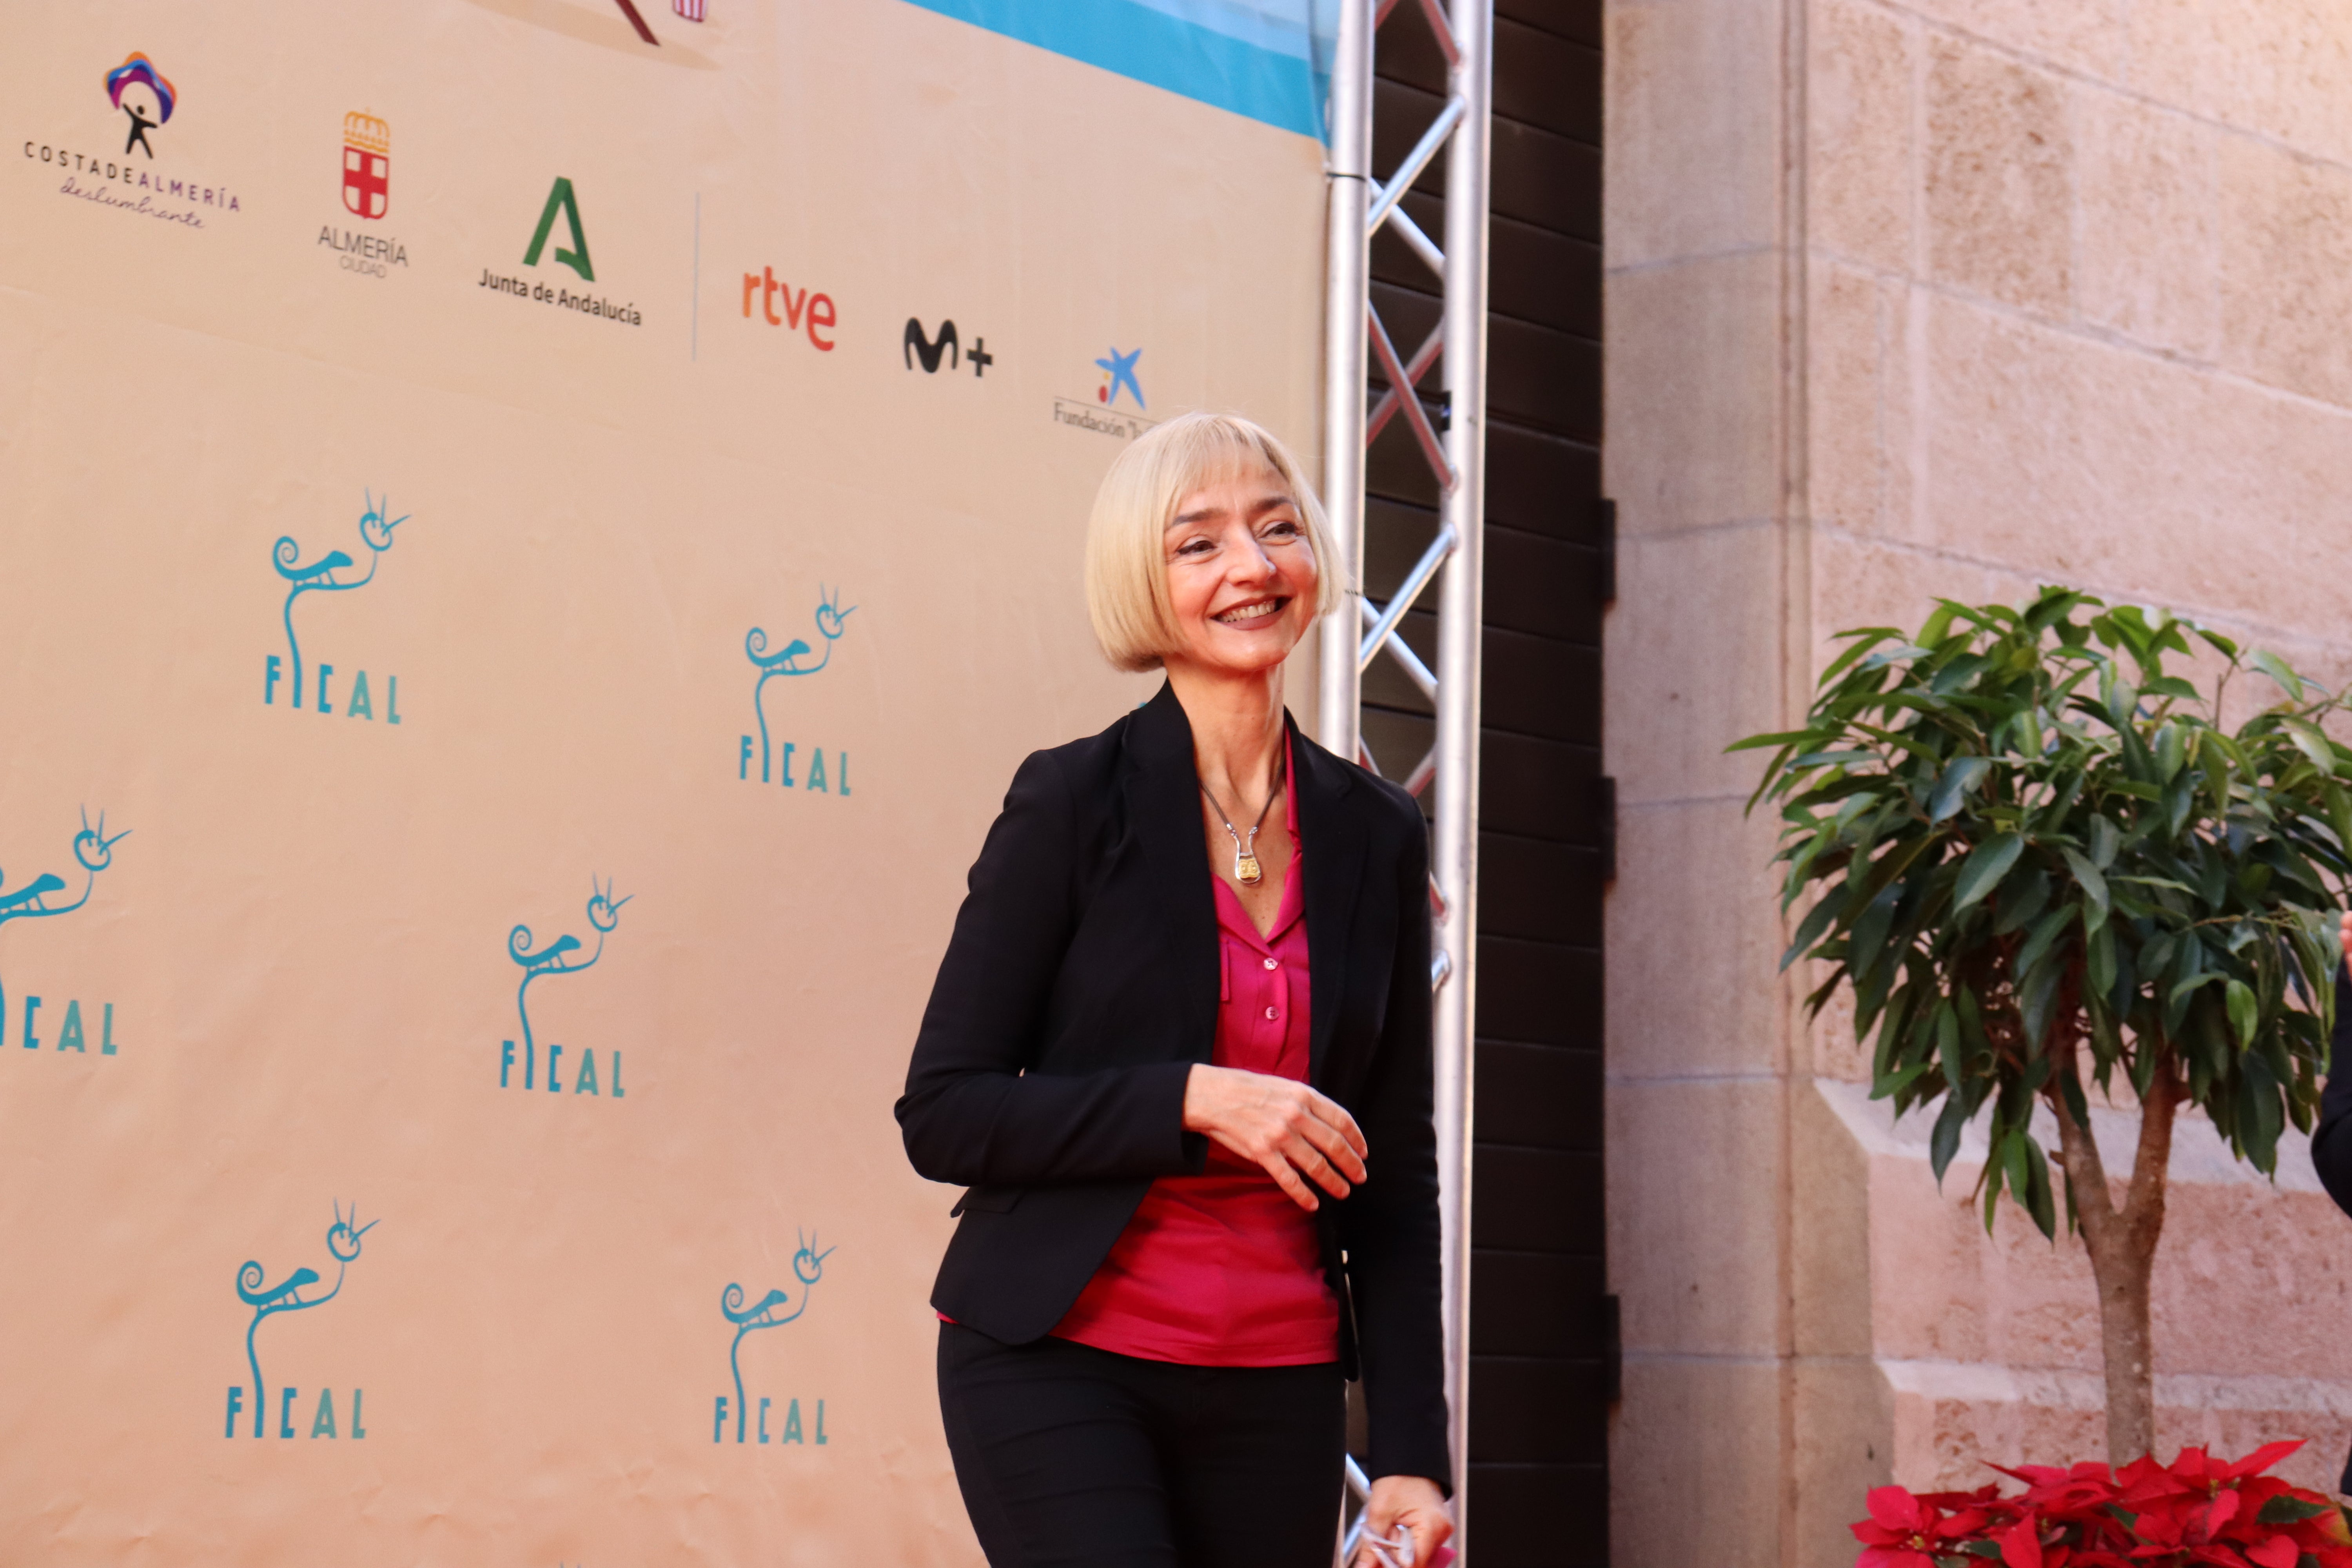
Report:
1122,684,1221,1063
1291,717,1366,1087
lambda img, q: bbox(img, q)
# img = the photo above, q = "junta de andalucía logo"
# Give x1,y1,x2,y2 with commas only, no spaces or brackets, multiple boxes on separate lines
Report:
715,1232,833,1445
0,809,129,1056
499,878,631,1101
479,178,642,326
228,1201,377,1441
265,490,409,724
740,588,855,797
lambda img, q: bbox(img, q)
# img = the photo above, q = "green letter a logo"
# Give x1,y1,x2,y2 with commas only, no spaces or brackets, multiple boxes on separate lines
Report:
523,176,594,281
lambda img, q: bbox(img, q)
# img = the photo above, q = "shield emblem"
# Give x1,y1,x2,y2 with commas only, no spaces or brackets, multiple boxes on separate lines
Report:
342,143,388,219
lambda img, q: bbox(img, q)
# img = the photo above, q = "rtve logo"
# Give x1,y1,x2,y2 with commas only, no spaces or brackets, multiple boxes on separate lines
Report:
741,267,835,351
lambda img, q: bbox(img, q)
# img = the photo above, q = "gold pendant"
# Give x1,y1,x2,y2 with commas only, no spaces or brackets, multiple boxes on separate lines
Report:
1235,851,1263,885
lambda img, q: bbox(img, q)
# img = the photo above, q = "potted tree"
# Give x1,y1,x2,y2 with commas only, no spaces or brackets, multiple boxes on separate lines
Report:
1735,588,2348,1462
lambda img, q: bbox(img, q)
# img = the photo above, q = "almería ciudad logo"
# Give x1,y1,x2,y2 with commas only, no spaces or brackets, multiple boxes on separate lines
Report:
715,1232,833,1446
499,878,631,1101
228,1202,377,1441
480,177,642,327
19,52,244,230
266,491,408,724
0,810,129,1056
318,111,407,282
1054,345,1154,440
741,589,855,796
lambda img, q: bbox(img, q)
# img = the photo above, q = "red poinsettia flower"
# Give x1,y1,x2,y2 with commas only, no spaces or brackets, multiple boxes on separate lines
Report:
1852,1487,1948,1567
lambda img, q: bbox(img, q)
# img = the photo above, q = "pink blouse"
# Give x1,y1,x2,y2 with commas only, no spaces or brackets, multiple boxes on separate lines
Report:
1049,745,1342,1365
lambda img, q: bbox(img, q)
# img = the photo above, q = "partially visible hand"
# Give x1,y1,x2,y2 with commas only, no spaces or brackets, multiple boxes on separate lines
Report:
1181,1063,1368,1212
1354,1474,1452,1568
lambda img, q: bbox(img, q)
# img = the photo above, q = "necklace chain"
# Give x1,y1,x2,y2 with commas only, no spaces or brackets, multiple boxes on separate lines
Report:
1200,752,1286,886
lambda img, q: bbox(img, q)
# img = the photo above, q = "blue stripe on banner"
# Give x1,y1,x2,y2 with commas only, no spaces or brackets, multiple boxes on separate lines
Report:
898,0,1325,140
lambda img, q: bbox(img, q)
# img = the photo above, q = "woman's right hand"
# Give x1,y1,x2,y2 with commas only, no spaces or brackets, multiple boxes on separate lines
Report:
1182,1064,1369,1212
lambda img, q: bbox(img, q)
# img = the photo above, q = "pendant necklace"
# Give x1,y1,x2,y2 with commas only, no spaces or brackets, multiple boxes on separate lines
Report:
1201,752,1286,886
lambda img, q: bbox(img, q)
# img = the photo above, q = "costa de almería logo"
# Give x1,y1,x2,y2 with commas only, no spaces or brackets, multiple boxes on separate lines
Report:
0,809,129,1056
18,51,245,230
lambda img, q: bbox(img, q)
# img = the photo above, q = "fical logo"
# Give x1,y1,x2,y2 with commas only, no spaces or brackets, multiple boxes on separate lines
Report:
228,1201,377,1441
265,491,408,724
741,589,855,796
498,878,631,1101
105,53,174,158
341,110,388,218
0,809,129,1054
715,1233,833,1446
904,318,994,379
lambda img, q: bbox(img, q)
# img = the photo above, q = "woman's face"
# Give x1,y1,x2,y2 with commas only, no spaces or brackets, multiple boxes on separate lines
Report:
1160,462,1320,679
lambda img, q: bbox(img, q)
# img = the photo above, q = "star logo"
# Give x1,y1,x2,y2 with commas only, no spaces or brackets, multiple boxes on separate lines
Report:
1095,347,1144,410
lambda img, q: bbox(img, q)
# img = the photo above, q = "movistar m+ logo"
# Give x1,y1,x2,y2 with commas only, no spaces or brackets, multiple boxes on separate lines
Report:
905,318,993,378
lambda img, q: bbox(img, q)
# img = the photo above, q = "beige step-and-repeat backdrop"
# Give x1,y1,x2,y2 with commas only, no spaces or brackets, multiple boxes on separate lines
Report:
0,2,1329,1559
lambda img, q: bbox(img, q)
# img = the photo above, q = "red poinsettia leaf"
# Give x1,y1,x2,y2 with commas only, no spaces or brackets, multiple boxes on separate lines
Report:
1857,1548,1940,1568
2000,1519,2045,1568
2241,1535,2299,1568
2205,1490,2244,1536
2220,1443,2305,1483
1868,1487,1931,1532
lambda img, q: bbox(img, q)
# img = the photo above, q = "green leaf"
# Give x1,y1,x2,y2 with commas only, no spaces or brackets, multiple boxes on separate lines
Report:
1929,756,1991,823
2022,1137,2056,1239
2253,648,2306,702
2088,814,2121,869
2239,1047,2285,1174
2256,1494,2334,1524
2285,717,2340,779
1929,1093,1968,1185
1953,834,2025,912
1726,727,1829,754
2060,846,2110,931
1779,894,1841,972
2154,722,2187,781
2226,977,2259,1050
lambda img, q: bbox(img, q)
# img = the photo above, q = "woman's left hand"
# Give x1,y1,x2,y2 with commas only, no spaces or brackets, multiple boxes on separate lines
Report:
1354,1474,1452,1567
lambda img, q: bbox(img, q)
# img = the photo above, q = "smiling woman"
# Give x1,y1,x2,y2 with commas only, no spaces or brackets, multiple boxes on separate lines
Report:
898,412,1454,1568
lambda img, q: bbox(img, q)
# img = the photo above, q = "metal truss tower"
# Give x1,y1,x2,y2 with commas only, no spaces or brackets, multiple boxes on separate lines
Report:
1320,0,1492,1552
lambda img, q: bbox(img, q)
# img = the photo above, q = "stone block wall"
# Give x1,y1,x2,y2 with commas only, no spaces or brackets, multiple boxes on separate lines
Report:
1603,0,2352,1561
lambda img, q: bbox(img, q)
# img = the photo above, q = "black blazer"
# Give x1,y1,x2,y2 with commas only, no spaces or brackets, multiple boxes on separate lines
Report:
2303,970,2352,1488
896,682,1450,1487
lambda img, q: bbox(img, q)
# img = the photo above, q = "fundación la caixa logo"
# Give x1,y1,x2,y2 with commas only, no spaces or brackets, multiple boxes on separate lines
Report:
265,491,410,725
227,1202,378,1440
497,878,631,1102
1054,345,1154,441
480,178,644,328
19,51,245,230
316,110,407,282
715,1233,833,1446
0,809,129,1057
740,590,855,795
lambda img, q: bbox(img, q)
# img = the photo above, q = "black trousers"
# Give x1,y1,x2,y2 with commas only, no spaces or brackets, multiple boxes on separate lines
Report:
937,1322,1346,1568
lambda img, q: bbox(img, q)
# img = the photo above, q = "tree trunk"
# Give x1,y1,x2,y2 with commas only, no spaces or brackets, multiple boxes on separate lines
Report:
2047,1066,2179,1465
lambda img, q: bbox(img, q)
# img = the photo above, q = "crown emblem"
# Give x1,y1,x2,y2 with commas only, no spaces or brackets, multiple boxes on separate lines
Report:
343,111,389,154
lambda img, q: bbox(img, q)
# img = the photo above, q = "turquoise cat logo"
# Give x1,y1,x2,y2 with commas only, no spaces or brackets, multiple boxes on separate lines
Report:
0,808,129,1036
497,878,631,1098
229,1201,377,1440
741,588,854,786
716,1232,833,1445
267,490,406,713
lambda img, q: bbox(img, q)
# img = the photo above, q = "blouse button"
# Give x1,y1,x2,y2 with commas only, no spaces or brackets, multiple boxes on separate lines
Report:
1264,1006,1280,1021
1263,956,1279,971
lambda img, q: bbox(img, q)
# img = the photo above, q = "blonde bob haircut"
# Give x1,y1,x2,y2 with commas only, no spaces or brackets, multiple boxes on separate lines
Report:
1084,411,1341,673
